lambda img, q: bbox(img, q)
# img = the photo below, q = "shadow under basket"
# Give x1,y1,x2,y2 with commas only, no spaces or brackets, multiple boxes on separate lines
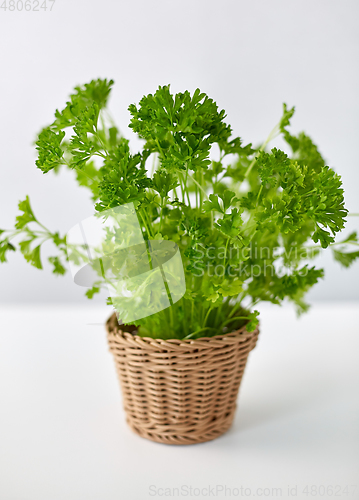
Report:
106,313,259,445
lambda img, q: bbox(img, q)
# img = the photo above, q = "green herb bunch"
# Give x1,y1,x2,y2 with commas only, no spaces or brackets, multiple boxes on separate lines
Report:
1,79,358,339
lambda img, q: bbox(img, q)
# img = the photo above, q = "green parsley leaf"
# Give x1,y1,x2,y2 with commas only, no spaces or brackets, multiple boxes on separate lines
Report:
15,196,37,229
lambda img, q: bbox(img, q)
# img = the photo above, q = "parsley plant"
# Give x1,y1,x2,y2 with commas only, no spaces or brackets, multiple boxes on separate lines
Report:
1,80,358,338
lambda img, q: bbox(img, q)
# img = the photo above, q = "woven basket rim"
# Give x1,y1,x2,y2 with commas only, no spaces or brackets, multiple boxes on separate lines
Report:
106,313,259,349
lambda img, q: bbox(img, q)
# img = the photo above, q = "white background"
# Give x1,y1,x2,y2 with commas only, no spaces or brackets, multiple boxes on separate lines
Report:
0,3,358,500
0,304,358,500
0,0,358,303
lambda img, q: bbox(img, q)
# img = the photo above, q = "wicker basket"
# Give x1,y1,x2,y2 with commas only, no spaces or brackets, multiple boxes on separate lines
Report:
106,313,259,445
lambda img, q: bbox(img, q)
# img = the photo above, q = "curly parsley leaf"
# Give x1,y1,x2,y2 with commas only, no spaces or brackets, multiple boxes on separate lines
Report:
333,249,359,268
53,78,114,130
20,241,42,269
246,310,260,332
85,285,101,299
36,79,115,176
15,196,37,229
48,256,67,275
36,129,66,173
0,239,15,263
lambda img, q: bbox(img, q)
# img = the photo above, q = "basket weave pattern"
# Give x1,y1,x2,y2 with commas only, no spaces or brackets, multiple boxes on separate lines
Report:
106,314,259,445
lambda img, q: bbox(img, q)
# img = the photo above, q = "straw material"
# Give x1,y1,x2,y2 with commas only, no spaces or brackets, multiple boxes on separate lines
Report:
106,313,259,445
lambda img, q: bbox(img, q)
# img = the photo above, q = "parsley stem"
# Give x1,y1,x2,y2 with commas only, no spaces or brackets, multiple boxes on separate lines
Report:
244,123,279,179
223,237,230,270
184,165,191,207
307,240,359,249
1,229,22,242
179,172,191,208
160,197,163,232
155,139,165,158
228,300,246,318
73,165,99,186
191,176,208,199
220,316,249,328
256,185,263,206
203,305,214,326
150,152,157,178
139,210,153,239
184,326,217,340
93,129,109,157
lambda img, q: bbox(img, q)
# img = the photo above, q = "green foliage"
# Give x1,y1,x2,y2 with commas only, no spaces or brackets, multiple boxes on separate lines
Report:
256,148,347,247
128,85,242,173
333,249,359,268
53,78,114,129
48,256,66,275
15,196,37,229
2,81,358,340
0,238,15,263
331,231,359,268
95,139,151,211
35,128,66,173
203,190,239,214
85,285,101,299
19,238,42,269
2,197,68,274
280,103,325,172
35,78,115,184
245,310,260,332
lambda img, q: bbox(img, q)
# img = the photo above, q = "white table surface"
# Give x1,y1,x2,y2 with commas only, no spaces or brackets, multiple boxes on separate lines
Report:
0,303,358,500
